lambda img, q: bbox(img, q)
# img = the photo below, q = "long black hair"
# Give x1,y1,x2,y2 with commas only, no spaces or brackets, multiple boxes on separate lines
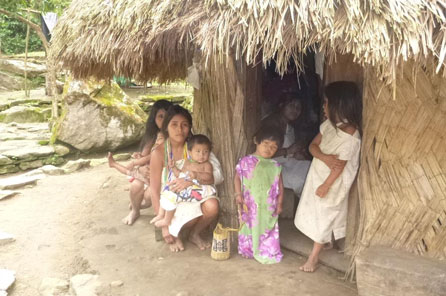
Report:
324,81,362,133
139,99,173,151
161,105,193,139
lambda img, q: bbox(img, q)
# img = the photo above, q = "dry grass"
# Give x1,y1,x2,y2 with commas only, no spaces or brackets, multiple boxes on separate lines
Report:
51,0,446,81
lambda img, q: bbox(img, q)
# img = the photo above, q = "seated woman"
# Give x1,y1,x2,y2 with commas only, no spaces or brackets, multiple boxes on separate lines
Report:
108,99,173,225
150,105,222,252
261,94,312,197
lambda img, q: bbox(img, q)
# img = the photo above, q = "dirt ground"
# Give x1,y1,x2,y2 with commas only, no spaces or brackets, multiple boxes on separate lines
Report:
0,161,358,296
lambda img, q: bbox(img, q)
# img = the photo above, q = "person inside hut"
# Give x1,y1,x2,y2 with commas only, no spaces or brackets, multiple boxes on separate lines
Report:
149,105,223,252
261,94,312,197
107,99,173,225
295,81,362,272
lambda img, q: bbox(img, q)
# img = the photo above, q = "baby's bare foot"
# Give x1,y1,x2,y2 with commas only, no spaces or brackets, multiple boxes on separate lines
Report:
189,233,210,250
122,210,139,225
299,256,318,273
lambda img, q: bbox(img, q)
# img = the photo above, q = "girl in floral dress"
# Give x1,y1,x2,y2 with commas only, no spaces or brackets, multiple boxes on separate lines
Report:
234,126,285,264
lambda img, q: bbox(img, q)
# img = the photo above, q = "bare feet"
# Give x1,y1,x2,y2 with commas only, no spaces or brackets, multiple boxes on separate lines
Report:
107,152,116,168
162,227,174,244
169,237,185,252
299,256,318,273
121,210,140,225
150,215,163,224
189,233,211,251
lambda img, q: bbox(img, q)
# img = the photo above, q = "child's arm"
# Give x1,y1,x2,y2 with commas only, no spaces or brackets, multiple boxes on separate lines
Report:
234,172,243,205
275,173,284,215
192,162,214,185
316,161,347,198
309,133,343,170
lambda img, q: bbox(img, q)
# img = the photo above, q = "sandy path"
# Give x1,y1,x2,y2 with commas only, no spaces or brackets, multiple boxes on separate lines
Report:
0,163,357,296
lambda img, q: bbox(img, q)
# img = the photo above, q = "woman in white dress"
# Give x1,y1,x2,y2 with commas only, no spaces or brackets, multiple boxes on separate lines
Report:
294,81,362,272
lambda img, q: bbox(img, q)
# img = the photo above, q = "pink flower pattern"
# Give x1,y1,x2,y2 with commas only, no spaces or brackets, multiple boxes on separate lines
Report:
258,224,283,261
235,155,259,179
238,234,253,258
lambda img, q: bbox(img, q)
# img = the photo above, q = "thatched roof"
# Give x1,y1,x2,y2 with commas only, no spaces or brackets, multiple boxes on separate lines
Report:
51,0,446,81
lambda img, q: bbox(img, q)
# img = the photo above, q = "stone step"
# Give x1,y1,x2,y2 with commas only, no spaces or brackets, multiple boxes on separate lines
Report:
356,246,446,296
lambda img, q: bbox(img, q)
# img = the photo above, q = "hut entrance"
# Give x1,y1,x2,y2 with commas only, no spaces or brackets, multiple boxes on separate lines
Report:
261,52,351,273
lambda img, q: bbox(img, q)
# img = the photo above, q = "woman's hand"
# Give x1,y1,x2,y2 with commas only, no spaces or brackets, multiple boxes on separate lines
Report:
168,178,193,193
322,154,343,170
316,183,330,198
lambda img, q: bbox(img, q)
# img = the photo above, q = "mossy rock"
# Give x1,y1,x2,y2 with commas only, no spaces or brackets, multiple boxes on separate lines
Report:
0,165,20,175
0,106,51,123
53,78,146,152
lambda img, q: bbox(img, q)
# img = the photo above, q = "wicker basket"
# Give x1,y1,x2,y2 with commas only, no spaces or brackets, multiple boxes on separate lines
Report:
211,223,238,261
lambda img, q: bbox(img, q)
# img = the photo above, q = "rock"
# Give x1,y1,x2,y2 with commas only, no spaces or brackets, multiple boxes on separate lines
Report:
0,269,15,292
0,174,45,190
89,158,107,167
53,79,146,152
63,159,91,174
0,156,13,166
0,59,46,78
0,190,19,201
110,280,123,287
19,159,44,170
0,231,15,246
0,70,26,91
39,277,69,296
356,246,446,296
70,274,102,296
0,165,19,175
53,145,70,156
23,169,45,177
40,165,65,175
113,153,131,161
0,140,55,159
0,106,50,123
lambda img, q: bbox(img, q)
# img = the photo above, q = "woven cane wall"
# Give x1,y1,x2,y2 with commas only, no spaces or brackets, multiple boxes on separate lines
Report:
355,60,446,260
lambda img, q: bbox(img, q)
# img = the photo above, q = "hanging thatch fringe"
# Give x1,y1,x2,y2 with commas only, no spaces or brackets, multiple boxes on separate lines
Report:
51,0,446,82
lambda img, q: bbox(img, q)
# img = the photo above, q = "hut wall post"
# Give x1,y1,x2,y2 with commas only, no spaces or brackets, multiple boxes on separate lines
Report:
193,54,262,232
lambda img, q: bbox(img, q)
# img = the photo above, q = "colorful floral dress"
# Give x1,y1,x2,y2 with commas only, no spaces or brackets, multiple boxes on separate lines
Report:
236,154,283,264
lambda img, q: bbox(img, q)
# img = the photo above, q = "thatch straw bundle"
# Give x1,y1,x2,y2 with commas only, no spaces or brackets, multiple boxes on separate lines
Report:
51,0,446,81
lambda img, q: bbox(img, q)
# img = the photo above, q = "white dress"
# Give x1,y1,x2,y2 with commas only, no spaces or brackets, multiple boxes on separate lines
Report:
294,120,361,243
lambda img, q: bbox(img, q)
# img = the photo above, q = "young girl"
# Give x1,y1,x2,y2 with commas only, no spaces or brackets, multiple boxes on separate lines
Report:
108,99,172,225
294,81,362,272
150,134,216,227
108,99,173,185
235,126,285,264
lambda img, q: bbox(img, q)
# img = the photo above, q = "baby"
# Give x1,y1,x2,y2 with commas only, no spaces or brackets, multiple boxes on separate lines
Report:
150,134,216,227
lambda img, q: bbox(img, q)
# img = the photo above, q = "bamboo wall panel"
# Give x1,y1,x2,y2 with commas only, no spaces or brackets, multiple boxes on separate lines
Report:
193,54,262,229
354,60,446,266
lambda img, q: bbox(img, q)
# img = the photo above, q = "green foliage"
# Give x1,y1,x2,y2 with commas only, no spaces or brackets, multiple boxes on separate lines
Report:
0,0,71,54
0,15,43,54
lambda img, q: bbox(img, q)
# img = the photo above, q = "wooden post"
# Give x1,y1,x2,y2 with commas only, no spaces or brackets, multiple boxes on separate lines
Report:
24,13,30,97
